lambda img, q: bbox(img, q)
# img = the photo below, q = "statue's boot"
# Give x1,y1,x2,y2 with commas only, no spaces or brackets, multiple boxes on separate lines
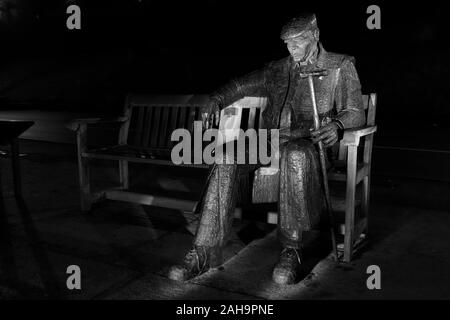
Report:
272,247,302,285
168,246,222,281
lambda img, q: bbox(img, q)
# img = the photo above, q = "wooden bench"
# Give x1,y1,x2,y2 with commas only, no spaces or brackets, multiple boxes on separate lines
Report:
68,92,377,263
67,94,208,212
67,94,266,213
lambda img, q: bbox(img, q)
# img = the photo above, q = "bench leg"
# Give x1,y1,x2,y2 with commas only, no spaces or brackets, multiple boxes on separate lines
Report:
78,158,91,212
76,124,91,212
344,145,357,263
119,160,129,189
11,139,22,198
362,175,370,234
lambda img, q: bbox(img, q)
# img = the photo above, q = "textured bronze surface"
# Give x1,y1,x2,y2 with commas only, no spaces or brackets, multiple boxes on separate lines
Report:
194,139,322,250
210,43,365,131
280,13,318,40
191,17,365,260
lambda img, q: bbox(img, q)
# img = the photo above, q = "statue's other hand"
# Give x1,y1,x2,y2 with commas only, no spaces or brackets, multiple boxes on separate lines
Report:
201,100,220,129
310,122,340,148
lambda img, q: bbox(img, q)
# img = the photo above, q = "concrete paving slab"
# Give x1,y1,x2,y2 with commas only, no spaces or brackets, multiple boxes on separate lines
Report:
2,139,450,299
188,230,329,300
110,231,194,274
111,224,248,275
0,236,137,299
7,207,170,266
103,272,258,300
1,158,80,216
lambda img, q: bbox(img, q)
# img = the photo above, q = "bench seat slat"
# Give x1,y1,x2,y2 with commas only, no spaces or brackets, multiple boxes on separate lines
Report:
82,147,208,168
87,144,171,159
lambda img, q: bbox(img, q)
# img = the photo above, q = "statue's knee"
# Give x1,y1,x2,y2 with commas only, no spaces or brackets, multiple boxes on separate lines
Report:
281,141,315,162
282,142,307,156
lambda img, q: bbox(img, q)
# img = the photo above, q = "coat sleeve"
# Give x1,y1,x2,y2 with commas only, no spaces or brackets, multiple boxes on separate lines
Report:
209,66,269,109
333,58,366,129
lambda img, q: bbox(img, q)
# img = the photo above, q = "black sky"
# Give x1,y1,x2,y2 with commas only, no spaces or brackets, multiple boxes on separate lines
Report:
0,0,448,125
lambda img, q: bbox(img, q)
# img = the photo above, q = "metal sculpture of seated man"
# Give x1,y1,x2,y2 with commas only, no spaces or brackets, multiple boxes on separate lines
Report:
168,13,366,285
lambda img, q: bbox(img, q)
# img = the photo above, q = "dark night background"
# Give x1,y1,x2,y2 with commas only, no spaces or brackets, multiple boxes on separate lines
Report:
0,0,448,124
1,0,450,301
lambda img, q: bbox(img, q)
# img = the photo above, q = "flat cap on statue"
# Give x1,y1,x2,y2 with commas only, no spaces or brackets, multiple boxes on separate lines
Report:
280,13,318,40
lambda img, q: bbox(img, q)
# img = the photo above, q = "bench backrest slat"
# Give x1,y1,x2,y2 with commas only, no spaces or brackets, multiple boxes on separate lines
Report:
141,106,153,147
158,106,171,147
165,106,180,149
123,94,376,156
177,106,188,133
132,106,145,146
124,94,208,150
150,106,162,147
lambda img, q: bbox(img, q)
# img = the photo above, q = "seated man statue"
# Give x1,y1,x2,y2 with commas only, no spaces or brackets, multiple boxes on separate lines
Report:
168,13,365,285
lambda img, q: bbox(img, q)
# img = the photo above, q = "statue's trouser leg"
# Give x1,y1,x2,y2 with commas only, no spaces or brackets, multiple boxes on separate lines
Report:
278,139,323,250
193,139,322,263
193,161,240,266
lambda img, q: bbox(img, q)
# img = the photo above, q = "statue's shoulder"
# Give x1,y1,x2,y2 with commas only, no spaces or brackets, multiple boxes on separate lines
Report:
266,56,290,71
321,51,356,68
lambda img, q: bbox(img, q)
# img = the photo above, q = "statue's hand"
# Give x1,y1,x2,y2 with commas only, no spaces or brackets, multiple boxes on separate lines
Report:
201,99,220,129
310,122,340,148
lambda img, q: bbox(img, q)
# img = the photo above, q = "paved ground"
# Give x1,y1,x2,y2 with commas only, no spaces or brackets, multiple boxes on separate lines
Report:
0,140,450,300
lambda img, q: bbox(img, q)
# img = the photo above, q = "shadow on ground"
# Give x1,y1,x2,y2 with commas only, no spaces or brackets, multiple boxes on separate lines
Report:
1,140,450,299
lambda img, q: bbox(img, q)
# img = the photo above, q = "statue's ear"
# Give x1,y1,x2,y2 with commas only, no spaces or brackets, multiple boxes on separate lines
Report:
313,29,320,41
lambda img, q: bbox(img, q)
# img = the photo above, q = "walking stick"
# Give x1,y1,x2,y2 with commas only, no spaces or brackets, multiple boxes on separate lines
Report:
300,69,338,261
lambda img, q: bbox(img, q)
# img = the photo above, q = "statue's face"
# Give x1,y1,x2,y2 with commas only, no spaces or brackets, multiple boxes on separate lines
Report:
284,30,319,62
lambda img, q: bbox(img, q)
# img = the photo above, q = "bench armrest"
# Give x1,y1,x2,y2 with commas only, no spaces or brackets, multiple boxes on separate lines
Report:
342,125,377,146
66,117,128,131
